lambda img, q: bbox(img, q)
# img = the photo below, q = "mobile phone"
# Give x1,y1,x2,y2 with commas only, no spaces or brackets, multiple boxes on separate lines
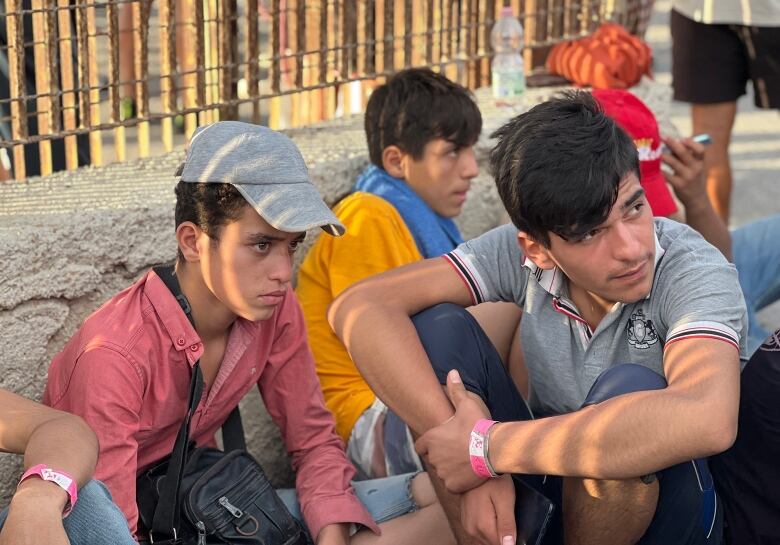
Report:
661,133,713,156
513,476,555,545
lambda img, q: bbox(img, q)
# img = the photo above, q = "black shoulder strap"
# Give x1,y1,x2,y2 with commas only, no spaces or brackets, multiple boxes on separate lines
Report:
148,265,244,542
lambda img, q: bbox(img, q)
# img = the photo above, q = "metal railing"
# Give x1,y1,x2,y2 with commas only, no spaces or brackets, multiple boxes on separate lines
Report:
0,0,653,180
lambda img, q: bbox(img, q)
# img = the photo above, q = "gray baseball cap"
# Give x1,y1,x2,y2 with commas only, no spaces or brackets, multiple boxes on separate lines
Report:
176,121,345,236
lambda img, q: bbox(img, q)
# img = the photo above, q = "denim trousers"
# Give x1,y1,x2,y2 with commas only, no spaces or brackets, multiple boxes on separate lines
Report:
0,479,135,545
732,214,780,354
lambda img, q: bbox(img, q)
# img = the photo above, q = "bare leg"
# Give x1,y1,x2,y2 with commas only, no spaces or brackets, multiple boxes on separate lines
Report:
467,302,522,365
691,102,738,223
563,477,658,545
352,473,456,545
467,302,528,400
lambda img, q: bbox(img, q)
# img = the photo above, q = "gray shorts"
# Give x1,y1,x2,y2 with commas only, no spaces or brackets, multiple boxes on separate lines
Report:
345,398,423,480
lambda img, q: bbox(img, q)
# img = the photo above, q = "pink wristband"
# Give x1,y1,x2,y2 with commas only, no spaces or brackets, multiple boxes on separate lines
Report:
469,419,500,478
19,464,78,517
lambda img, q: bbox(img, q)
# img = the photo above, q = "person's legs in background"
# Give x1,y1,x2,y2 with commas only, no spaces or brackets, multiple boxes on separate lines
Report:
731,214,780,354
692,102,738,222
670,9,748,224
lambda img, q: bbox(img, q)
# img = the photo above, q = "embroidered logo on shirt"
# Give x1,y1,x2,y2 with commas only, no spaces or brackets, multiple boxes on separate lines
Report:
626,309,658,349
759,331,780,352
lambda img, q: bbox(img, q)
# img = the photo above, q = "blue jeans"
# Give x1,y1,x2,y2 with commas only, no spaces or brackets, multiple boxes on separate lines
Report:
277,471,420,533
0,480,135,545
732,214,780,354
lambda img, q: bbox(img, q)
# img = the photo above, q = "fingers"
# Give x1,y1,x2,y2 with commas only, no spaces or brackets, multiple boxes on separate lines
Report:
493,476,517,545
414,432,429,458
445,369,469,408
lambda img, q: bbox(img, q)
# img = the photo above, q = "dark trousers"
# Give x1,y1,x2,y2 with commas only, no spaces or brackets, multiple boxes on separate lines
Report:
411,304,722,545
710,333,780,545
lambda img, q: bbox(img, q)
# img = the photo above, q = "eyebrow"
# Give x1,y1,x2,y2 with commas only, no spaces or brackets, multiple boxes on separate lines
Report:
620,188,645,211
247,232,306,243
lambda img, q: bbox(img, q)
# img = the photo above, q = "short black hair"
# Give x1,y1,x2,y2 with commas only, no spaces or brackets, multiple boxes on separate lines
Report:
490,90,640,247
364,68,482,167
174,181,248,260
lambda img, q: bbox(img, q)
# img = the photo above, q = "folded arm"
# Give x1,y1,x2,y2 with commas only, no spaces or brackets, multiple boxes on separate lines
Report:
489,337,740,479
328,257,474,433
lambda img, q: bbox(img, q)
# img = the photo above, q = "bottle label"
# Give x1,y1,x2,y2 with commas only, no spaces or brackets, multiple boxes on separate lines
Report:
492,70,525,98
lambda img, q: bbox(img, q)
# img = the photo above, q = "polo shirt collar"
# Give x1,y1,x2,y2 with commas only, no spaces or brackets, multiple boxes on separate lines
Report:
522,231,666,301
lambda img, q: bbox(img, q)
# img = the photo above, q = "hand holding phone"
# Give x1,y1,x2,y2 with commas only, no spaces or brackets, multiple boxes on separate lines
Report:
660,135,709,207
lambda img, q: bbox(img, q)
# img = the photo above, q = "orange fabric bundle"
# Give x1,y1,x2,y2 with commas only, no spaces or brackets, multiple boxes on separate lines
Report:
546,23,652,89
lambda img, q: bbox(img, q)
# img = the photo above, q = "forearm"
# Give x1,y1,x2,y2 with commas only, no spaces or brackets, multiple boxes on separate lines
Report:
490,385,736,479
23,415,98,488
335,300,454,433
682,197,733,261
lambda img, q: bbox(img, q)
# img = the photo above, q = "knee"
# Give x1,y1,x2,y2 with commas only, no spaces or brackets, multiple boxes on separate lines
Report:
411,304,480,365
582,364,667,407
412,304,472,340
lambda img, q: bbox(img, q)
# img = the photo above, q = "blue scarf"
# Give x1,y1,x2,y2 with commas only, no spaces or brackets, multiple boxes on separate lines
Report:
354,165,463,258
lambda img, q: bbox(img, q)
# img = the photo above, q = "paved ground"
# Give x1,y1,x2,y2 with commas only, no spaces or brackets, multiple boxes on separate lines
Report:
646,0,780,332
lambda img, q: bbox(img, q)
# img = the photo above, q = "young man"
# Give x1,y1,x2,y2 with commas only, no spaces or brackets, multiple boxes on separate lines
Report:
331,92,747,545
296,68,485,480
43,121,453,545
0,389,133,545
593,88,779,355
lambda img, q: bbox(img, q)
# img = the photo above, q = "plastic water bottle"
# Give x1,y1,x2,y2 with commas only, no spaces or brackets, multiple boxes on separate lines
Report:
491,6,525,100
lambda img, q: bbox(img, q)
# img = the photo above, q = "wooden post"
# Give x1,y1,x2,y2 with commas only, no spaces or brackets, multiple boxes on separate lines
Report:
383,0,394,73
320,0,331,120
246,0,261,124
524,0,536,74
159,0,176,151
85,0,102,165
133,0,150,157
219,0,235,120
480,0,495,87
57,0,80,169
268,0,281,128
31,0,54,175
5,0,27,179
105,0,126,162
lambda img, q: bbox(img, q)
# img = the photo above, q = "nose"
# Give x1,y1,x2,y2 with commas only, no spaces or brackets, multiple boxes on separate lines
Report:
459,146,479,179
268,247,294,285
611,221,645,263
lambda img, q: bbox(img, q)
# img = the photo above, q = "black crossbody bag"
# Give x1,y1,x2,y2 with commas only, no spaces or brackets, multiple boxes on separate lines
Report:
135,265,310,545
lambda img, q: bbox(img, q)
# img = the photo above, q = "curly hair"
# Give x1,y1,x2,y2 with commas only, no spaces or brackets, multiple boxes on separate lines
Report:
174,181,248,260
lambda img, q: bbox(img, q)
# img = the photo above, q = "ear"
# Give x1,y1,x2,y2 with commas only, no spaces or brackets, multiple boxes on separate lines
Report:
517,231,556,270
381,145,406,179
176,221,203,263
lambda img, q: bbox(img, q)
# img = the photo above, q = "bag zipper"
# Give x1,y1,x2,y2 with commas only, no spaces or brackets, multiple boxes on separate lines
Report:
218,496,244,518
196,520,207,545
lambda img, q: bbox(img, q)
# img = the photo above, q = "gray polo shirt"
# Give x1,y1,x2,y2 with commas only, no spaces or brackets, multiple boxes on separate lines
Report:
444,218,748,416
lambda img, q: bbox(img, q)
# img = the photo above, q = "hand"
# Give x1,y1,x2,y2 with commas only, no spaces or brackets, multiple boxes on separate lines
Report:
416,370,490,494
0,482,70,545
460,476,517,545
661,136,708,208
316,523,349,545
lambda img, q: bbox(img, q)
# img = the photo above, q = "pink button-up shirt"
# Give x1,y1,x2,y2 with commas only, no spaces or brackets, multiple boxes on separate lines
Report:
44,269,377,540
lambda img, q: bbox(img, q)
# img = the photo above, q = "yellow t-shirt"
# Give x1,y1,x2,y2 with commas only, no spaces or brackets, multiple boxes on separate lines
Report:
296,192,423,441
